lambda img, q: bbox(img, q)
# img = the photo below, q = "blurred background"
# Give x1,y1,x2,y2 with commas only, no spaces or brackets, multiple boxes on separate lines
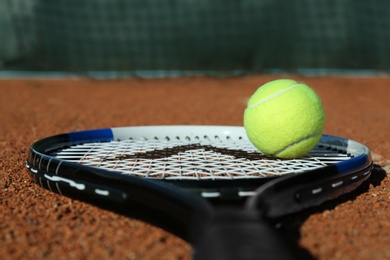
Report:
1,0,390,77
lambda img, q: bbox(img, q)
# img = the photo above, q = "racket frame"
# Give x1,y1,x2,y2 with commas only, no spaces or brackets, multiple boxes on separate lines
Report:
26,126,373,241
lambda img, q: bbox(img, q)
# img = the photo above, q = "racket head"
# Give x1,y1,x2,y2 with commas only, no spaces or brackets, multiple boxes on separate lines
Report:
26,125,373,239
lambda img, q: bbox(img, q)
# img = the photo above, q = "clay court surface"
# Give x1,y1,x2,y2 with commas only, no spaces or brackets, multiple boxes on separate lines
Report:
0,75,389,259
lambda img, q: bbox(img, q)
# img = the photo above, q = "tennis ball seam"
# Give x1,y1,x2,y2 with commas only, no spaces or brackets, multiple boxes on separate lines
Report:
246,82,301,110
273,130,322,157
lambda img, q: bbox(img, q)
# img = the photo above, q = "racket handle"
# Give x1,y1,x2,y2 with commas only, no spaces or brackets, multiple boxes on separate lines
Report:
193,209,298,260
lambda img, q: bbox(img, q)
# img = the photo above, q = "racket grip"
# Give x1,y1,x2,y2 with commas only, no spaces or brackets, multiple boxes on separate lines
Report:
193,209,298,260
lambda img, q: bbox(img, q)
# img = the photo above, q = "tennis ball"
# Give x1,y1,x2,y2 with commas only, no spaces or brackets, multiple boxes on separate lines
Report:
244,79,325,159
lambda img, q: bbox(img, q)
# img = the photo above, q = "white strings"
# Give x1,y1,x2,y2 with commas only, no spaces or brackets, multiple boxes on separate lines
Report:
53,138,351,180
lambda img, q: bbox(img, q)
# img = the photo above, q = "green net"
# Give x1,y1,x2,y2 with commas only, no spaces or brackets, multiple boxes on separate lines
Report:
3,0,390,75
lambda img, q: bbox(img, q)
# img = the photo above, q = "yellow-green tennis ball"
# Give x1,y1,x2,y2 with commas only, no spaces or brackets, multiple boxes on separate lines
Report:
244,79,325,159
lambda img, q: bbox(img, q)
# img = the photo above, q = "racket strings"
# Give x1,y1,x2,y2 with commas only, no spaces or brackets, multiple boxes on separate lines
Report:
52,138,352,180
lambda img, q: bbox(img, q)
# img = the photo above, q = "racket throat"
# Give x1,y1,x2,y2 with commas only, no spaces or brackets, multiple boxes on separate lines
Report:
192,208,298,260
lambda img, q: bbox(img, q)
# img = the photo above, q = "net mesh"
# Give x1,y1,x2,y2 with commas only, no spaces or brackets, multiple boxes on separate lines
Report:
3,0,390,75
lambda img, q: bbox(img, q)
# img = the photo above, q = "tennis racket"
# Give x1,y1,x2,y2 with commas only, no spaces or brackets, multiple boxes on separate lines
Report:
26,126,373,260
